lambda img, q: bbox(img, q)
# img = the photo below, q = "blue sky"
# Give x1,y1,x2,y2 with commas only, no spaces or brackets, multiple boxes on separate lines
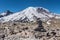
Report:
0,0,60,14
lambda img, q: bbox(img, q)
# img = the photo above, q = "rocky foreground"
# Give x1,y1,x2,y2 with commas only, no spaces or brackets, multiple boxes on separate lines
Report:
0,19,60,40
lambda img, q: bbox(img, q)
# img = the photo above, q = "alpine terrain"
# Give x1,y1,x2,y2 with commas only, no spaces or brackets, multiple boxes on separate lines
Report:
0,7,60,40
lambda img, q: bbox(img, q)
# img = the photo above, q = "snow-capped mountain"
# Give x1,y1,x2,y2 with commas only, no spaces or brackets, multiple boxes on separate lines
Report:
0,10,13,18
0,7,59,22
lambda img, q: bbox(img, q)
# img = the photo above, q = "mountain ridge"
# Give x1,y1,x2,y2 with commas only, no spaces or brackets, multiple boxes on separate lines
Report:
0,7,60,23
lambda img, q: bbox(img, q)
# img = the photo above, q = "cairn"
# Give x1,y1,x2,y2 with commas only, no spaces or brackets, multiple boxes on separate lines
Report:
35,18,46,32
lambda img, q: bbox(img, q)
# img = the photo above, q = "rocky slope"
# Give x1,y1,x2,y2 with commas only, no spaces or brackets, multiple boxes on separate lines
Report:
0,19,60,40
